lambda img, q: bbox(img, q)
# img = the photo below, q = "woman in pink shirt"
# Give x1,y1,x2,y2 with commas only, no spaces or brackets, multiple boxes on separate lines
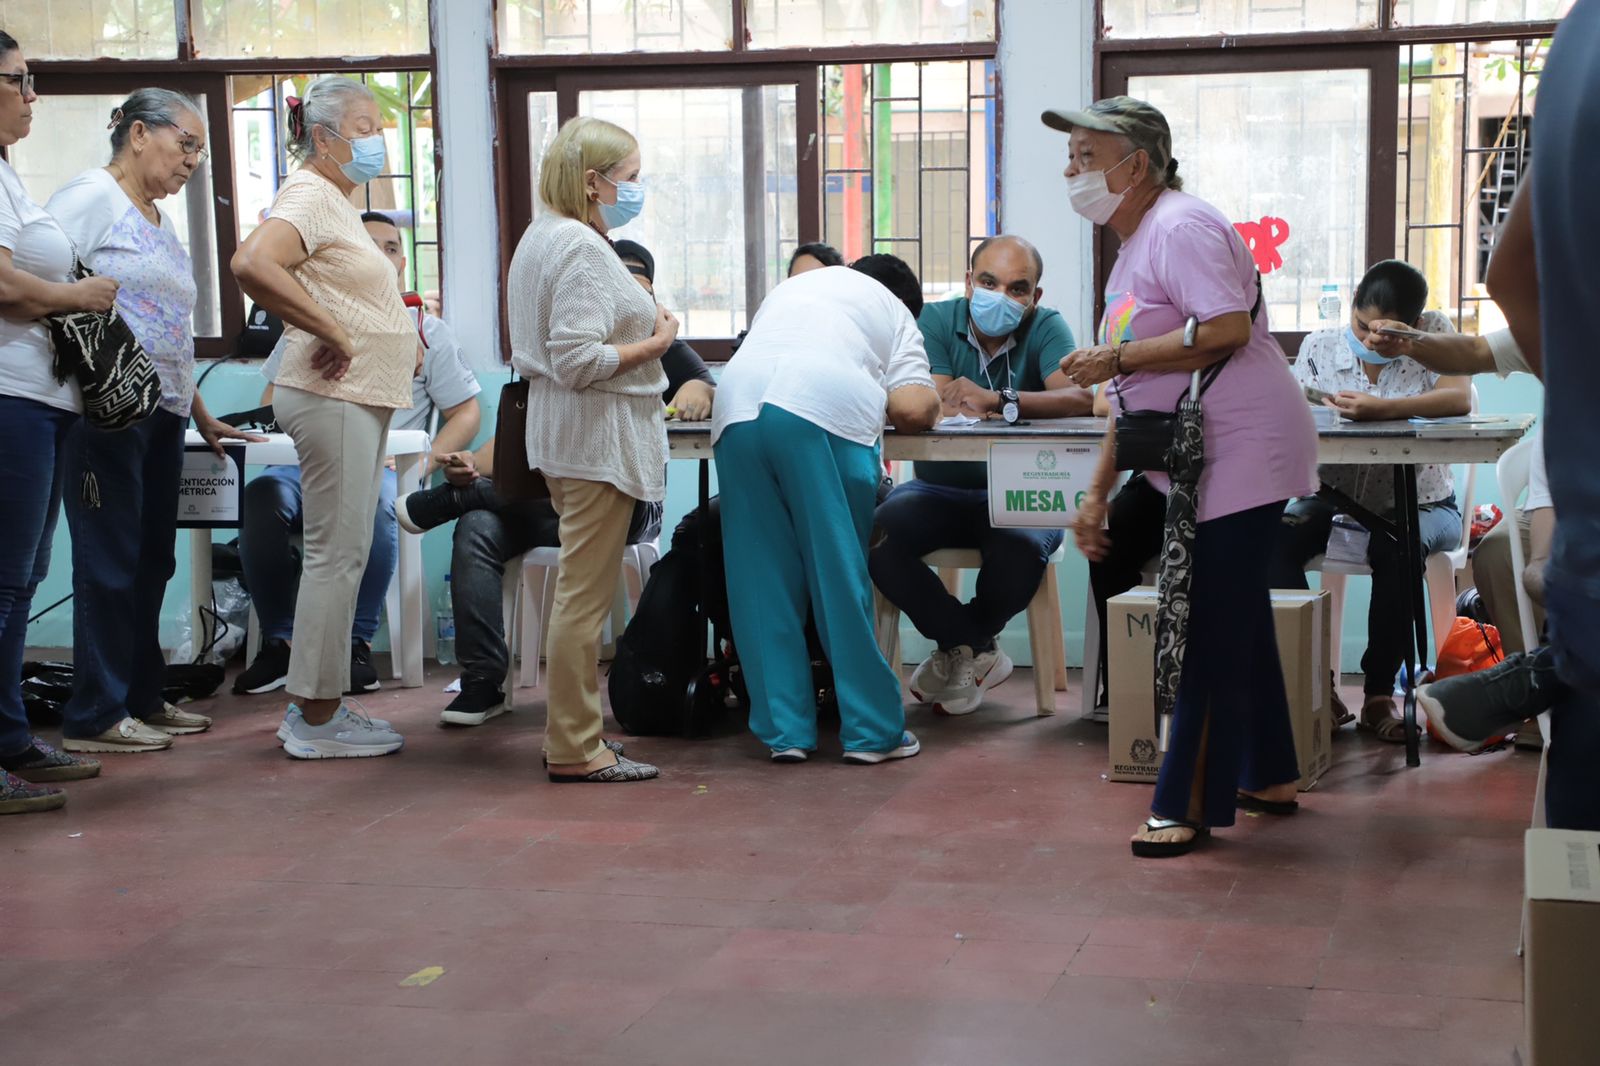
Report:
1052,97,1318,858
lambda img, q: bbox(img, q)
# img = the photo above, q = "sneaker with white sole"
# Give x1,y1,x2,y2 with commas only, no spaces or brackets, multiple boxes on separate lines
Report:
770,747,809,763
908,648,958,705
439,682,508,727
62,716,173,754
281,704,404,759
277,704,393,743
234,638,291,695
149,702,212,736
935,645,1013,716
843,730,921,765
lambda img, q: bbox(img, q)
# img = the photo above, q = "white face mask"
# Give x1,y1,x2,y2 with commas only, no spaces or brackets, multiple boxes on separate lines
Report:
1066,151,1138,225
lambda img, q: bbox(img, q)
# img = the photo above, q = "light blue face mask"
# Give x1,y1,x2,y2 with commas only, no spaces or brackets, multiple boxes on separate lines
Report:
969,286,1028,338
1346,325,1396,365
327,129,386,185
597,172,645,230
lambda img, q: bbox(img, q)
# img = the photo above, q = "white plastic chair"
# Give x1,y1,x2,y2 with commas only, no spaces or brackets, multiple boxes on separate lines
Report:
1311,384,1481,670
1495,436,1549,829
501,541,660,700
874,543,1066,716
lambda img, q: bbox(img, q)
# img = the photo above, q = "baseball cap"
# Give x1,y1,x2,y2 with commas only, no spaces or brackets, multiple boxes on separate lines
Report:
1041,96,1175,179
613,239,655,283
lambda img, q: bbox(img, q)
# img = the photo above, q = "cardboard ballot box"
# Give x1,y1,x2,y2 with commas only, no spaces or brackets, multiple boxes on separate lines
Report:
1524,829,1600,1066
1105,587,1332,789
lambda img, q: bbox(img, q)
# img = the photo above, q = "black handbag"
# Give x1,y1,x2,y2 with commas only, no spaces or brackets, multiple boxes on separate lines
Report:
45,257,161,431
492,378,549,502
1110,272,1264,474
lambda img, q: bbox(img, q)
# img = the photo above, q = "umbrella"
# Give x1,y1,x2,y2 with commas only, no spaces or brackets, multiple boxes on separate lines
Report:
1154,370,1206,752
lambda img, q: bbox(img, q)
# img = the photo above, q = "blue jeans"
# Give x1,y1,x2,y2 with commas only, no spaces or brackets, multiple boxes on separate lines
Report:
716,406,906,754
239,464,397,645
1155,501,1301,829
1270,494,1461,695
0,396,76,758
61,408,187,737
868,480,1063,652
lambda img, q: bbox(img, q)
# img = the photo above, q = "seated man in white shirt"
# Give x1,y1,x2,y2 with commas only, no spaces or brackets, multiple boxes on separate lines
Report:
234,212,482,696
713,254,940,764
1267,259,1471,741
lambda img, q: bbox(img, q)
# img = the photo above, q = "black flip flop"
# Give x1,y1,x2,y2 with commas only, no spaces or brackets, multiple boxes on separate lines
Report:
1235,791,1300,816
1131,817,1209,858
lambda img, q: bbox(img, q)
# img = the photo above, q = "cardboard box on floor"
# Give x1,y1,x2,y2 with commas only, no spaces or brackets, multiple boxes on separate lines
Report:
1105,587,1332,790
1524,829,1600,1066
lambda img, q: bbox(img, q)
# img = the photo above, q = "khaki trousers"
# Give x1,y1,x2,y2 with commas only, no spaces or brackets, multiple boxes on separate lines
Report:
544,476,638,764
1474,511,1545,654
274,386,392,701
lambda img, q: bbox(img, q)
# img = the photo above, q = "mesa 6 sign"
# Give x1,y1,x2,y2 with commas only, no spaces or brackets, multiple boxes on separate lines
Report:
986,442,1100,528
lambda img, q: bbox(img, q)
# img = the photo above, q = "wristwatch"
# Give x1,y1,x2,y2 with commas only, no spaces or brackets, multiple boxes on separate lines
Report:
999,387,1020,425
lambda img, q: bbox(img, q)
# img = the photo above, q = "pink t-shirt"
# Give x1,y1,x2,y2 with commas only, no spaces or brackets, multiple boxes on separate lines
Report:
1103,190,1317,523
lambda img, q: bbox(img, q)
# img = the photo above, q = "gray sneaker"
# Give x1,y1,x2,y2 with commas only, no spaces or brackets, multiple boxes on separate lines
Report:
277,704,392,742
281,704,404,759
1417,645,1565,753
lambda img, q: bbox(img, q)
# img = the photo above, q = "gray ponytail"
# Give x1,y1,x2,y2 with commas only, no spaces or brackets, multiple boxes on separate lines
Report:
286,76,376,163
108,87,202,157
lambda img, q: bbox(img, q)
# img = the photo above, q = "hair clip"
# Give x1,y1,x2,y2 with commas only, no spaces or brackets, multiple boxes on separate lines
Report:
106,107,124,131
285,95,304,139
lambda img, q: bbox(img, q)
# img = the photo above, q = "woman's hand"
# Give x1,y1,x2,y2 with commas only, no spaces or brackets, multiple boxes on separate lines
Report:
196,415,267,458
72,275,120,314
1062,344,1119,388
310,326,357,381
1326,391,1390,422
1072,494,1111,562
668,379,714,421
650,304,680,356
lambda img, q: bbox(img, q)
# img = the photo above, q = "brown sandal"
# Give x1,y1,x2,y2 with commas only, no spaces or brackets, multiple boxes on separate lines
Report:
1358,697,1408,744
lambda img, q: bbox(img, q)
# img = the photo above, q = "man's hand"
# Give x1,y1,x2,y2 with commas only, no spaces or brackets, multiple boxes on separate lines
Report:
939,377,1000,417
195,416,267,458
433,451,479,486
1062,345,1119,388
668,379,714,421
1362,320,1418,361
1326,391,1390,422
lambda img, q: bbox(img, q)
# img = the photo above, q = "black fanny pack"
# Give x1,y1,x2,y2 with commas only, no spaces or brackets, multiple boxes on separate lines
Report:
1111,273,1263,474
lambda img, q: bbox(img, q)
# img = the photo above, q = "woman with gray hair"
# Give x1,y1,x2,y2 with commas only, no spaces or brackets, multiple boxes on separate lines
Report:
47,87,258,756
232,76,419,759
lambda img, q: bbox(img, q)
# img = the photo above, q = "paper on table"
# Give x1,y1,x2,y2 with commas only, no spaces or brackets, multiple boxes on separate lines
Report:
1407,415,1510,425
938,414,982,428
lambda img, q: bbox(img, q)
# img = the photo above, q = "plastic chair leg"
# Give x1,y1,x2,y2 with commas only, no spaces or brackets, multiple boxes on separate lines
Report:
1045,564,1068,693
1025,577,1058,716
1323,571,1349,681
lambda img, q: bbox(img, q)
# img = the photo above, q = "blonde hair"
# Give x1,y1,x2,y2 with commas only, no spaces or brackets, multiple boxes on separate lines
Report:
539,116,638,221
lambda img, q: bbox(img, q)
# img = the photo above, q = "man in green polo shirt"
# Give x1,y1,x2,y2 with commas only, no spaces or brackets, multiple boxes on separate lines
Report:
869,235,1092,714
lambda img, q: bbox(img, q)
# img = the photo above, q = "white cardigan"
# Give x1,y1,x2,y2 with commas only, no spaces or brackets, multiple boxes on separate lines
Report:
507,214,668,501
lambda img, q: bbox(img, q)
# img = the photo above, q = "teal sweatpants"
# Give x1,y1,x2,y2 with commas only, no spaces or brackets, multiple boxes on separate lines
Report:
714,405,907,754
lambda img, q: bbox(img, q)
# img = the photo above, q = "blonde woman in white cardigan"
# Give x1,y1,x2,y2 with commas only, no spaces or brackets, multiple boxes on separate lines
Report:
508,116,678,783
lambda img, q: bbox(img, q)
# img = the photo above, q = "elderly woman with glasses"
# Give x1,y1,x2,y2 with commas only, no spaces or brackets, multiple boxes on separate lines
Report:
45,88,258,758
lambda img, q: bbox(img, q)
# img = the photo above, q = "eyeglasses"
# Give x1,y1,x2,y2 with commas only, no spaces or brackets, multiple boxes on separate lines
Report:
167,125,210,163
0,72,34,96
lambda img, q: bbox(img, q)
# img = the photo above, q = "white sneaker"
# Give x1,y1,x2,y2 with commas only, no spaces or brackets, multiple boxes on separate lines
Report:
281,704,404,759
909,648,957,704
770,747,809,763
149,702,212,736
62,716,173,753
277,704,392,742
936,645,1014,716
843,730,922,764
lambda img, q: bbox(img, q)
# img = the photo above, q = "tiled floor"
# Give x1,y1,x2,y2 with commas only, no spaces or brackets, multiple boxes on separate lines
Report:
3,667,1536,1065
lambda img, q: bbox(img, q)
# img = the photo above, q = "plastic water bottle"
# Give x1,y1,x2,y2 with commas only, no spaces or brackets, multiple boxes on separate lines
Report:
1318,283,1342,323
436,573,456,666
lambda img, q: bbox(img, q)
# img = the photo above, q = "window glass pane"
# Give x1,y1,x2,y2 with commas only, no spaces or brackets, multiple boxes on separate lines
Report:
230,73,438,297
194,1,428,59
0,0,178,59
822,61,995,303
748,0,994,48
1128,69,1370,335
498,0,731,54
1102,0,1377,38
576,86,798,337
525,91,560,194
1393,0,1572,25
1395,39,1543,336
9,93,222,338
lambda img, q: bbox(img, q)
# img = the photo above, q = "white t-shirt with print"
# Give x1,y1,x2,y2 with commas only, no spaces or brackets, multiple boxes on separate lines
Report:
0,159,79,413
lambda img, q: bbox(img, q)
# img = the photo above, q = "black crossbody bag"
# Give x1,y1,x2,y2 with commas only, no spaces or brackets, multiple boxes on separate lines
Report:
1111,272,1263,474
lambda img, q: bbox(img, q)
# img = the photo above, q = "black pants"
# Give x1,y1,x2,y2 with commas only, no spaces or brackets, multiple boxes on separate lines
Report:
1087,475,1167,707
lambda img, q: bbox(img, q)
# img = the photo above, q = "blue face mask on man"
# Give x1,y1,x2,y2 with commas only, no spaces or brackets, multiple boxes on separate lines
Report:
596,172,645,230
327,129,386,185
969,286,1028,338
1346,325,1396,365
